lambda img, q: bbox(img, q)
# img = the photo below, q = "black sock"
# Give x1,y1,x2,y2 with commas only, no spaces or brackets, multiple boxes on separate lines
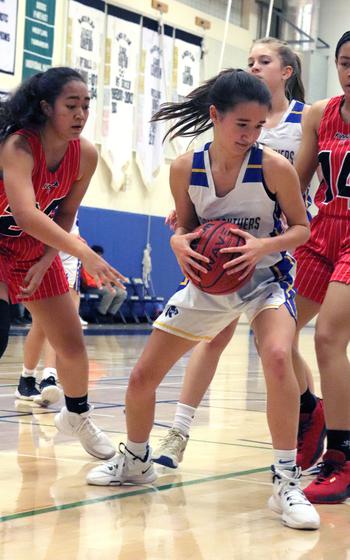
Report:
0,299,10,358
300,388,317,414
65,394,89,414
327,429,350,460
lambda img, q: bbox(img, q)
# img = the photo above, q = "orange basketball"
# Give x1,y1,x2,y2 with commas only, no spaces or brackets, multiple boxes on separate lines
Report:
190,220,255,294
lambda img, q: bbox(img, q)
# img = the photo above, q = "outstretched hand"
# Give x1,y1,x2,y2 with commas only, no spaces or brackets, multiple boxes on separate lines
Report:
165,209,178,231
81,246,127,291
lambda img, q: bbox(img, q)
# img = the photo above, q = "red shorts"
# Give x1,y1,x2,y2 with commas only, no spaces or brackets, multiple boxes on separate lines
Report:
294,213,350,304
0,235,69,303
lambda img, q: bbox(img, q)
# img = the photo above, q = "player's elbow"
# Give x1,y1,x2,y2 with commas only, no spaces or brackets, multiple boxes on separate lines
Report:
299,223,310,245
13,208,36,231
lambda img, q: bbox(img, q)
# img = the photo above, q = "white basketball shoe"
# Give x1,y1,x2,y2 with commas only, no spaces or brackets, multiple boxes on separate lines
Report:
152,428,189,468
87,443,157,486
268,465,320,530
55,406,116,460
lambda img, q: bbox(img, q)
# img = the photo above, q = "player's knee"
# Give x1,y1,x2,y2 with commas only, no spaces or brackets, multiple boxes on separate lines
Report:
315,326,344,364
261,344,290,379
0,300,10,358
128,364,154,397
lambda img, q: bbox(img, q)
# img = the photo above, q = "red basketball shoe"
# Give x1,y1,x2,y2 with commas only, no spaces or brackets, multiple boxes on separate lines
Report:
297,398,326,474
304,450,350,504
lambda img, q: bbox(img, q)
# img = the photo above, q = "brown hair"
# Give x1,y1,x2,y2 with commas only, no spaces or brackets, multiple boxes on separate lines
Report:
252,37,305,103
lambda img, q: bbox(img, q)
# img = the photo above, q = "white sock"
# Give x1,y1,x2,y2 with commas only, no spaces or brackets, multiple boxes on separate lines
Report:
173,403,196,436
126,439,149,459
274,449,297,471
22,366,36,378
42,367,58,380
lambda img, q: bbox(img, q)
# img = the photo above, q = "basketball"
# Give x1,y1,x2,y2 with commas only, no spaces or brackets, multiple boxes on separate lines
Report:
190,220,255,294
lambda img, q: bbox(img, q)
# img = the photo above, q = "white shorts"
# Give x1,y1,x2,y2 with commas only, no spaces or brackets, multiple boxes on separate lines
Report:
60,253,81,291
154,257,296,342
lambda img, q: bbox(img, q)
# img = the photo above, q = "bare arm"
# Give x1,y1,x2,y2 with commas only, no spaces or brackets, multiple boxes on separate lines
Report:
221,150,310,276
263,149,310,251
2,135,125,291
169,153,209,281
2,135,93,259
295,99,327,193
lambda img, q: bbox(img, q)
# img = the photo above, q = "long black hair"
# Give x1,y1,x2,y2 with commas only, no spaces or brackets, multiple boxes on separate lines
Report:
252,38,305,103
151,68,272,142
0,67,86,141
335,31,350,59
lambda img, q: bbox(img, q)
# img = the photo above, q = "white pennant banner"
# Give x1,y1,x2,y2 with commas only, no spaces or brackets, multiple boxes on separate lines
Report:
135,24,173,191
171,35,202,156
101,11,140,190
66,0,105,142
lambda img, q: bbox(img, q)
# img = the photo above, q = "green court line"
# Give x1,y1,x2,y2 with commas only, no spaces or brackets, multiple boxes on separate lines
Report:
0,465,269,523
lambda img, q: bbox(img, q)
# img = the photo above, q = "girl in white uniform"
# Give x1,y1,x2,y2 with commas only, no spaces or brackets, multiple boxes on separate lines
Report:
153,38,317,471
86,68,320,530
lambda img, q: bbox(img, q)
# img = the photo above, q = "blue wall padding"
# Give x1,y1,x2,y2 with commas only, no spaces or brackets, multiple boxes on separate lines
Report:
78,206,183,301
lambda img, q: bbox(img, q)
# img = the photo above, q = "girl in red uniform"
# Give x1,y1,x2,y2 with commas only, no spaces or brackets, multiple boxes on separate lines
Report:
293,31,350,503
0,67,125,459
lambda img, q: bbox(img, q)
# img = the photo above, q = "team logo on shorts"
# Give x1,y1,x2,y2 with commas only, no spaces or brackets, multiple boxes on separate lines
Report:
165,305,179,318
42,180,59,191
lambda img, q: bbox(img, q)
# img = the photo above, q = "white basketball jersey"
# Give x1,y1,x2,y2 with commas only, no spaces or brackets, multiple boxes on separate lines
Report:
189,142,288,269
258,99,304,165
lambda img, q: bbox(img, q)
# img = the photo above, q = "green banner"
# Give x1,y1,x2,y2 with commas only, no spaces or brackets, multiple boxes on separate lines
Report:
26,0,56,25
22,0,56,80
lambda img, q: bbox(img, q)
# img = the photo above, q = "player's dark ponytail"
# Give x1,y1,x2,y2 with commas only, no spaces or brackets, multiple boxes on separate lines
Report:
151,68,271,142
253,38,305,103
0,67,85,141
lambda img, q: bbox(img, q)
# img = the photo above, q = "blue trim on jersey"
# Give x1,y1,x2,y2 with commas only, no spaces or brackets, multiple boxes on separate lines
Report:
285,100,304,123
270,203,284,237
270,255,297,320
190,149,209,187
242,145,263,183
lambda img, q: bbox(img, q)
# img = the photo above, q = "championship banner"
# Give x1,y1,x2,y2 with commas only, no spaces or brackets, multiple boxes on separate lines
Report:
101,5,141,191
135,18,173,191
22,0,56,80
66,0,105,142
0,0,18,74
171,29,202,156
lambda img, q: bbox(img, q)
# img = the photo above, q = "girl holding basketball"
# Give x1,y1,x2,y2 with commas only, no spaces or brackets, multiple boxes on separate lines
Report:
154,38,323,475
0,67,125,458
87,69,320,530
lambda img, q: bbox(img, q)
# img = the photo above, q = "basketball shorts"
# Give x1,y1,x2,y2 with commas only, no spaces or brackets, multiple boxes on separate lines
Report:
60,252,81,291
0,235,69,303
154,256,296,342
295,213,350,304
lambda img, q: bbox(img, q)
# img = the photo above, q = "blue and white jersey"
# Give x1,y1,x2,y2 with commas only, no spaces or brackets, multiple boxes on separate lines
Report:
258,99,304,165
189,142,288,269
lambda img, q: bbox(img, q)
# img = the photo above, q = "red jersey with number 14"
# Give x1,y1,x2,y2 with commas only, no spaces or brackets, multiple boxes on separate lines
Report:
315,96,350,217
0,129,80,239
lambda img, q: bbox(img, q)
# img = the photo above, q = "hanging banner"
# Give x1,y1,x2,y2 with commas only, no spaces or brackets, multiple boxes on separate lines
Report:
0,0,18,75
135,18,173,191
22,0,56,79
171,29,202,156
66,0,105,142
101,5,140,191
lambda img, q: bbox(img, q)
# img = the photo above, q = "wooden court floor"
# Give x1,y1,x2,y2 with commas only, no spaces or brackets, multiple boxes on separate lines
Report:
0,324,349,560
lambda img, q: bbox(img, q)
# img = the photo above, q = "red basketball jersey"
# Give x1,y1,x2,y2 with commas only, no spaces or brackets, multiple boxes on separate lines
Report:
315,96,350,217
0,129,80,238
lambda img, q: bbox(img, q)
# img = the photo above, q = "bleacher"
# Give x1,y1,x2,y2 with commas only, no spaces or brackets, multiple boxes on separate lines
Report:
79,277,164,324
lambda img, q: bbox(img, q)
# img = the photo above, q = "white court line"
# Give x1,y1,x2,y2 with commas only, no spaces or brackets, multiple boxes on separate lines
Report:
227,476,271,486
15,452,91,464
